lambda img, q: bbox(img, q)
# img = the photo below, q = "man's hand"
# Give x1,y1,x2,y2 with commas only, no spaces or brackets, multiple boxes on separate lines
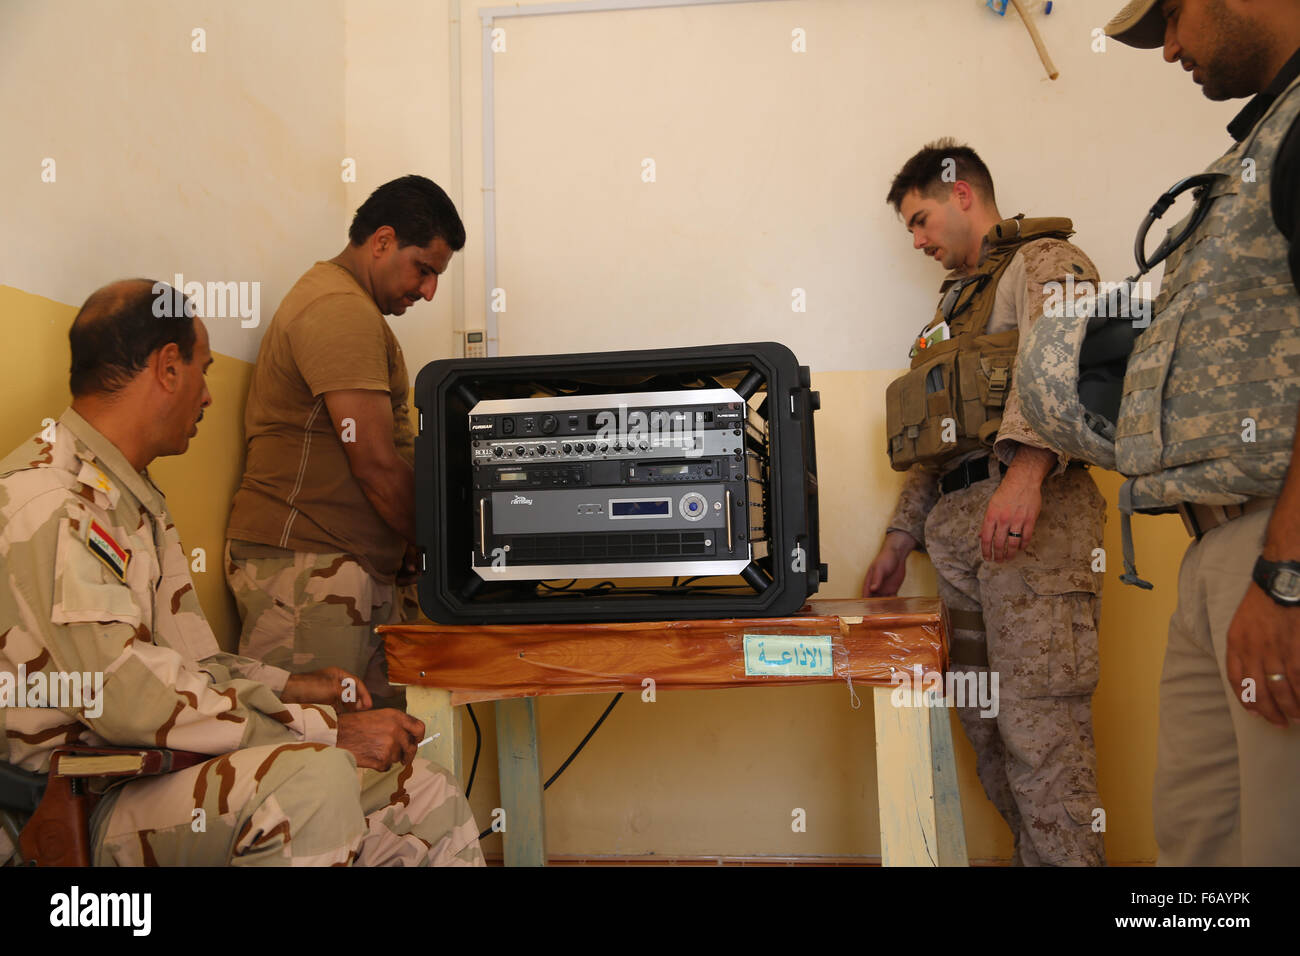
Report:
335,709,426,771
322,388,416,542
396,542,421,587
1226,583,1300,727
282,666,373,713
863,530,919,597
981,445,1056,562
1237,402,1300,726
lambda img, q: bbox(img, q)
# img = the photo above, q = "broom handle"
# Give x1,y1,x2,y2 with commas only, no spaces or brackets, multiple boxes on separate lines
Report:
1010,0,1059,80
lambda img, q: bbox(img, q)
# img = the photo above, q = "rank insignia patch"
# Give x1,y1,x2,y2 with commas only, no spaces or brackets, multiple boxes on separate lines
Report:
87,520,129,582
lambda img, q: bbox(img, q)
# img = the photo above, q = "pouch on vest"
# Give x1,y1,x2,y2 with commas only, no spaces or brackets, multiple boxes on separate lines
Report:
885,216,1074,472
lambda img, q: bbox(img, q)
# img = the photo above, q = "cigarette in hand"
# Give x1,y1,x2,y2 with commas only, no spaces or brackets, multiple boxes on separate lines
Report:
418,733,441,747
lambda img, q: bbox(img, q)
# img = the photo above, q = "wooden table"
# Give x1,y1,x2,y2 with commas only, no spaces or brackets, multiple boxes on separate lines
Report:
380,597,967,866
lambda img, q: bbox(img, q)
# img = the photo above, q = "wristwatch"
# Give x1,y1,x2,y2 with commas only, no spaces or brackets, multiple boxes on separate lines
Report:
1252,556,1300,607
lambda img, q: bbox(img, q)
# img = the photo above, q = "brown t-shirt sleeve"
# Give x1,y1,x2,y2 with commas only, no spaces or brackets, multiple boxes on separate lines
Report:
287,294,391,396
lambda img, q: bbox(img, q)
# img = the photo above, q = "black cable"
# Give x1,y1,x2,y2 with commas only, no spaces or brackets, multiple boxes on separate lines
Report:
1132,173,1224,278
464,703,482,800
477,692,624,842
618,584,746,595
536,586,745,599
620,586,746,595
533,579,744,598
544,693,622,791
536,579,579,591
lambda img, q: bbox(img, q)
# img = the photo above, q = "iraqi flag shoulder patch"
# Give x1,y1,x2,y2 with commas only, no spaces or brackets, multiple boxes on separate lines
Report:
87,520,129,582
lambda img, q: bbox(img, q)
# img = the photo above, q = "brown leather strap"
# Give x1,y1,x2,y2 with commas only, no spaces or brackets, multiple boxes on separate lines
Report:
19,776,98,867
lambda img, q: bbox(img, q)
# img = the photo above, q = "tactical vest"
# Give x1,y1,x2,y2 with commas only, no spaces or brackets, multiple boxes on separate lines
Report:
1017,75,1300,587
885,216,1076,471
1116,74,1300,515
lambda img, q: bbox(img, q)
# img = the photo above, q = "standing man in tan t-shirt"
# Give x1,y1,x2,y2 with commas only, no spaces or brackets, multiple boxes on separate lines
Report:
225,175,465,704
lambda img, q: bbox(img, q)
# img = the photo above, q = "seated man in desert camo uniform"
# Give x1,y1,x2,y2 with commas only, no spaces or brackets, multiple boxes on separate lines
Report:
0,280,482,866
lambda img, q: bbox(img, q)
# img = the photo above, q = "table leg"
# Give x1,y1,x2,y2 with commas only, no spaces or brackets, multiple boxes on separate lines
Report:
873,685,968,866
495,697,547,867
929,704,969,866
406,687,462,782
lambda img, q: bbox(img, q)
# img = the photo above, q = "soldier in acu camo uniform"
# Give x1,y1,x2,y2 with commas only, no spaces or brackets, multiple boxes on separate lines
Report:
0,280,482,866
225,176,464,705
1094,0,1300,865
863,142,1107,866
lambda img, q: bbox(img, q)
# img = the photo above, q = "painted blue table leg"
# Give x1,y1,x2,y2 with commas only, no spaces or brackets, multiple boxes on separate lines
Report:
931,704,970,866
495,697,546,866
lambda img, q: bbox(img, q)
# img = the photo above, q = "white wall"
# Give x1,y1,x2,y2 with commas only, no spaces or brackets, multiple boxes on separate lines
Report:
0,0,348,365
343,0,461,365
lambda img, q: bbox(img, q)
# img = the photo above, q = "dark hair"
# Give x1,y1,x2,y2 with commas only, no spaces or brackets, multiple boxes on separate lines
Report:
886,138,996,211
68,280,197,397
348,175,466,251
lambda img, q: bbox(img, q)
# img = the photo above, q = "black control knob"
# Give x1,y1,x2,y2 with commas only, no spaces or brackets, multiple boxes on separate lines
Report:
541,414,558,434
638,441,649,451
598,442,608,452
562,443,572,454
585,442,596,452
515,446,525,457
493,447,504,457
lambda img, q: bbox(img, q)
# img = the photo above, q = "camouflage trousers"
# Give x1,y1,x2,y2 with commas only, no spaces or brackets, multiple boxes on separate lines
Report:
89,743,484,866
925,465,1106,866
225,540,420,702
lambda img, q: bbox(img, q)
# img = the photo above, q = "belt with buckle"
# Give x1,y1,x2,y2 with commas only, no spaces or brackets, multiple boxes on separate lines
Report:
1176,498,1274,541
939,454,1088,496
939,456,1001,495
